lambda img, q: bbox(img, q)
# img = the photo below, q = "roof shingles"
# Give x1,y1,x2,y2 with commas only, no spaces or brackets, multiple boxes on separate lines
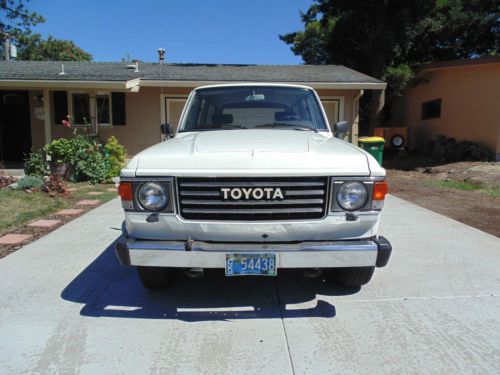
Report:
0,61,383,84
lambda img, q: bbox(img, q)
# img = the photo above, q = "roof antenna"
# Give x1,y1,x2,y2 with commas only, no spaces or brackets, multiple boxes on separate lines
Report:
158,48,166,139
59,64,66,75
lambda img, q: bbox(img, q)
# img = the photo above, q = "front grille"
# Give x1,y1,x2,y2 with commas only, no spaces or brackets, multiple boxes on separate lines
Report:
177,177,328,221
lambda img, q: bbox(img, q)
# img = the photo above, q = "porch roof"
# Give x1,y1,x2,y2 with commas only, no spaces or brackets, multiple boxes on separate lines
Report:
0,61,386,90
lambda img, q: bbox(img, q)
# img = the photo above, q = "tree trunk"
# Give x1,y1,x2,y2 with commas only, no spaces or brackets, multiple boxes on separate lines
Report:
369,89,385,135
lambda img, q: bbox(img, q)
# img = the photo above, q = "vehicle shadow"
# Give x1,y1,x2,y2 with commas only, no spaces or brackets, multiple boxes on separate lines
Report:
61,239,360,321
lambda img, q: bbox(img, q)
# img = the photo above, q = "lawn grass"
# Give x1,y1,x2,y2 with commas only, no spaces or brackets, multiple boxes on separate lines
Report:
68,182,118,202
427,179,500,197
0,182,117,235
0,189,69,233
435,180,484,191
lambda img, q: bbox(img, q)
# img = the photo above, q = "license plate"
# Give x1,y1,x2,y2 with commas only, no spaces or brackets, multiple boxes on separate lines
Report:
225,253,277,276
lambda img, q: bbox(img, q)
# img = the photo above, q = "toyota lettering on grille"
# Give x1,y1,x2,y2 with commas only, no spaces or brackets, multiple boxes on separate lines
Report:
221,187,284,200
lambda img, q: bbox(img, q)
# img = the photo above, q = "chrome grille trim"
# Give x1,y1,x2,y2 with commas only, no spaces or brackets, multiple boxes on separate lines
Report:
181,199,324,206
179,181,325,187
182,207,324,214
177,177,329,221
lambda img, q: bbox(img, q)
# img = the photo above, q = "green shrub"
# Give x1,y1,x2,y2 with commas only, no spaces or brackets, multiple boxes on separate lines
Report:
74,150,109,184
17,175,45,191
24,150,48,178
104,136,126,180
44,138,74,163
44,135,110,184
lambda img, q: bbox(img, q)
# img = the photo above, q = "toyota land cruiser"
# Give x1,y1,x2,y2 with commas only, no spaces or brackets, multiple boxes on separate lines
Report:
116,83,392,288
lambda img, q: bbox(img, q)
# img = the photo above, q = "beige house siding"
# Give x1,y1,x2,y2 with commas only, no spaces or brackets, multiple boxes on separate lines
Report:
29,86,364,157
392,63,500,158
28,90,46,150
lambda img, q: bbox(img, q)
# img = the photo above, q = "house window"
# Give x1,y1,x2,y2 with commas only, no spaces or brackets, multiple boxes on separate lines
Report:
72,93,91,125
97,93,111,126
421,99,441,120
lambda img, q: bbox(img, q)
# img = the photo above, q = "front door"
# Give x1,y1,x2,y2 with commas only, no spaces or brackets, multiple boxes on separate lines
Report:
164,98,187,134
0,91,31,163
321,100,340,127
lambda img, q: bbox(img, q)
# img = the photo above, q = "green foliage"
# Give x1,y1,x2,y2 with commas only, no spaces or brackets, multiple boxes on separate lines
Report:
280,0,499,129
0,1,91,61
16,34,92,61
44,138,74,163
0,0,44,36
74,149,109,184
44,136,109,184
24,150,47,178
17,175,45,191
104,136,126,179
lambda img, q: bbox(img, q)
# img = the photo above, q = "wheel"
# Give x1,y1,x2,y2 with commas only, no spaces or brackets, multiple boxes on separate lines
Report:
334,266,375,287
390,134,405,148
137,266,177,289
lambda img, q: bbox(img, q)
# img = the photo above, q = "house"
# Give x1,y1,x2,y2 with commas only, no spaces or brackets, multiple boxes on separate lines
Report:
0,61,385,163
391,56,500,161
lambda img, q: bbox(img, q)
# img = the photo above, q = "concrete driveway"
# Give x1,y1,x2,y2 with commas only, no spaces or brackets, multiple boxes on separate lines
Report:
0,196,499,374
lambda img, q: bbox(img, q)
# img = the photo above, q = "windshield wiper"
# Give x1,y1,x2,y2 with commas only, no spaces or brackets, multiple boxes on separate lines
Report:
219,124,248,129
255,123,318,133
181,125,248,132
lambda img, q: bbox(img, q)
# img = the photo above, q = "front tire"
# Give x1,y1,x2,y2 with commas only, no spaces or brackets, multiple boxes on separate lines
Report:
137,266,177,289
334,266,375,287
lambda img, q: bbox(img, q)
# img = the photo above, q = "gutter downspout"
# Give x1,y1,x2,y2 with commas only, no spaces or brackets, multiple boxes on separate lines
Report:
351,90,364,145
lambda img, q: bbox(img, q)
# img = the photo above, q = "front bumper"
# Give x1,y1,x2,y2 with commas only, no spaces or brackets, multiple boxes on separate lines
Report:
115,236,392,269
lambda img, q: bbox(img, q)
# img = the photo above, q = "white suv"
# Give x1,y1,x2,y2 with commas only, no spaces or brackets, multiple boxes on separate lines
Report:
116,84,392,288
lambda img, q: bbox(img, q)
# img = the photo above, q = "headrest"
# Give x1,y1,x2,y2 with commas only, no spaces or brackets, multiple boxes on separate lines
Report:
212,114,233,125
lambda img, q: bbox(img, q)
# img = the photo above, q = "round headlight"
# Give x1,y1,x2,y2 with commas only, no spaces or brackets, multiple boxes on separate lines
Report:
336,181,368,211
138,182,168,211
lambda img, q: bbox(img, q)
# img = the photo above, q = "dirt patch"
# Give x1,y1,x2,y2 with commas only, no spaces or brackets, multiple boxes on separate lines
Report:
385,159,500,238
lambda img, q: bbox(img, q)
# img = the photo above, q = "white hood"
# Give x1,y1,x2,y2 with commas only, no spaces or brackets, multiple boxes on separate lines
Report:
125,130,383,177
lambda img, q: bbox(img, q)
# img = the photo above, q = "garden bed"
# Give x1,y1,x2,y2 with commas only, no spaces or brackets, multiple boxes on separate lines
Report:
385,158,500,237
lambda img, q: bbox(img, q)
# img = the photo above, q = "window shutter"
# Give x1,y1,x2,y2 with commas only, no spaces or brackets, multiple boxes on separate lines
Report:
112,92,126,125
53,91,68,125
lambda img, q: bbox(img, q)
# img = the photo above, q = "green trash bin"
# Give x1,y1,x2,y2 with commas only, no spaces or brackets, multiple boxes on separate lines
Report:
358,136,385,165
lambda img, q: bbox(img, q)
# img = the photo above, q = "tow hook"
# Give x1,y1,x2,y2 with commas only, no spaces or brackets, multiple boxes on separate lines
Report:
146,212,159,223
185,268,204,278
304,268,322,278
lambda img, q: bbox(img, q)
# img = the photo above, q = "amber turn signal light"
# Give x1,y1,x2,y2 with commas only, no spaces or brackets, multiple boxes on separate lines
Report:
118,182,133,201
373,181,388,201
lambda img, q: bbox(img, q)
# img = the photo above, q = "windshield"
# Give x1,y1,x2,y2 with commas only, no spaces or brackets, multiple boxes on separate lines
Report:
180,86,329,133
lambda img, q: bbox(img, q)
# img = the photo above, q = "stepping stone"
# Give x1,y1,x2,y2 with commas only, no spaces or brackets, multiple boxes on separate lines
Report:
27,219,61,228
107,188,117,192
86,191,103,195
68,188,78,191
55,208,83,216
76,199,100,206
0,234,32,245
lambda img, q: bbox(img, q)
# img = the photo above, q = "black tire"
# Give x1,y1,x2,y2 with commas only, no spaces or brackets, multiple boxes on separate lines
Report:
137,266,177,289
334,266,375,287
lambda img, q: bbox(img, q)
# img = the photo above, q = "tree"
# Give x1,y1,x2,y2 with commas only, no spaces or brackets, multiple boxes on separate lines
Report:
16,34,92,61
0,0,44,35
280,0,499,133
1,0,91,60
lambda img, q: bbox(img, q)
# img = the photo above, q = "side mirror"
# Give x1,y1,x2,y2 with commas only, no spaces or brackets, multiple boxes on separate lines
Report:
334,121,349,136
160,123,175,139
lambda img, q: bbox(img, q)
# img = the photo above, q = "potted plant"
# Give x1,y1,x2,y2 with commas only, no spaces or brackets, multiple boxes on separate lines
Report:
44,138,74,178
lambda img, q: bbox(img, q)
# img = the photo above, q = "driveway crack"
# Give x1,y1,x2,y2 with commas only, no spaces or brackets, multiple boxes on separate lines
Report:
273,278,296,375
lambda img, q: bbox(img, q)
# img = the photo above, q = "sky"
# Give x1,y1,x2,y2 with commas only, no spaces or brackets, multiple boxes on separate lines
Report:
28,0,313,64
